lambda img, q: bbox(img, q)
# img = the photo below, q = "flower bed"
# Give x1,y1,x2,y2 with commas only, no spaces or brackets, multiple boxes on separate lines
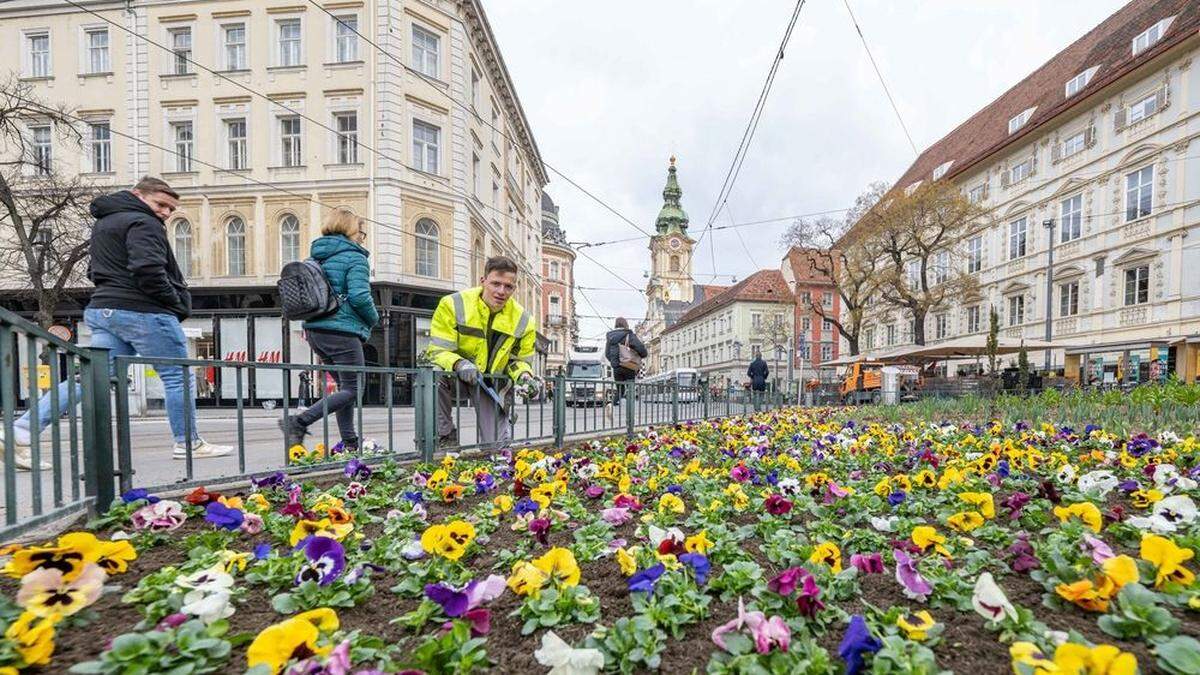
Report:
2,411,1200,673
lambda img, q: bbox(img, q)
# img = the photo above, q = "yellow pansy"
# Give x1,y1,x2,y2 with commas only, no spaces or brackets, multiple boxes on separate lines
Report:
911,526,951,557
1010,642,1057,673
491,495,514,515
1053,643,1137,675
896,611,936,641
809,542,842,573
4,611,55,667
1140,534,1196,588
1053,502,1103,533
288,518,353,547
507,560,549,596
914,470,937,489
67,534,136,576
1100,555,1139,593
288,444,308,462
1130,489,1164,509
532,547,581,588
616,547,638,577
246,608,339,674
1055,579,1109,613
958,492,995,519
246,493,271,512
684,530,712,554
947,511,985,533
16,563,105,618
419,521,476,562
658,493,685,515
219,550,253,575
4,532,99,580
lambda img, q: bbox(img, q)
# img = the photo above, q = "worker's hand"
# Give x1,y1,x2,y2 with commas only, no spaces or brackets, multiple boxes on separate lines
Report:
518,372,533,384
454,359,479,384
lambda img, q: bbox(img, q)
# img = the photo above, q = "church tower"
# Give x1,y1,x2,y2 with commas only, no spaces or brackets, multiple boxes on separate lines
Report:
645,156,694,322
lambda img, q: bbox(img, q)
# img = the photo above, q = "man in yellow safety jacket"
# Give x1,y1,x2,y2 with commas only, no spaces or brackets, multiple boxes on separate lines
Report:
425,255,537,448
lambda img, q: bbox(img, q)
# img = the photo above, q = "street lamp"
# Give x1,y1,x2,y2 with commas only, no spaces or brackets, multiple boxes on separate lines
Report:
1042,218,1056,372
33,228,52,277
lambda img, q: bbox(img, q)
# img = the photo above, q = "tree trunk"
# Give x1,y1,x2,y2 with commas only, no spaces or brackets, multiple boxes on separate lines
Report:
847,337,860,356
35,294,56,329
911,309,927,345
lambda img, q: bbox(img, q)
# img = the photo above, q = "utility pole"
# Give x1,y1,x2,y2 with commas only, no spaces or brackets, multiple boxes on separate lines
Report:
1042,218,1056,372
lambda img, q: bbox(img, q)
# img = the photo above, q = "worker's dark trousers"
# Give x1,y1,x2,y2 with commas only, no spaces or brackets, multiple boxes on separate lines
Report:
436,377,514,448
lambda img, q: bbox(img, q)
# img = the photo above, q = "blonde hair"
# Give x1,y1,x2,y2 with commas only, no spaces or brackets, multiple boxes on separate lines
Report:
321,207,364,238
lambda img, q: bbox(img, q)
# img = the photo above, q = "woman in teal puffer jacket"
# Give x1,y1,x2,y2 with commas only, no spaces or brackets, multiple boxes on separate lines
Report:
279,207,379,451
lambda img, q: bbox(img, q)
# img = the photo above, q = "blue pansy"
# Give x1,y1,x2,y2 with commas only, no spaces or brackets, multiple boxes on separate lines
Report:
838,615,882,675
628,563,665,595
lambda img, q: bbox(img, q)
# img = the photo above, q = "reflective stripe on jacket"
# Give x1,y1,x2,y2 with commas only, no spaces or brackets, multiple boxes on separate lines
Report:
426,287,536,381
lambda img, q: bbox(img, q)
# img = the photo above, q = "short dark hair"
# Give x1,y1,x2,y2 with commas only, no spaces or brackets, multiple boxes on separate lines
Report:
133,176,179,199
614,317,628,329
483,255,519,277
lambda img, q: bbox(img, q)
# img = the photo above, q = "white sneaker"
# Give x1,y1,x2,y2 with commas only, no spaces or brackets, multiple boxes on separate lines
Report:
12,448,51,472
172,440,234,460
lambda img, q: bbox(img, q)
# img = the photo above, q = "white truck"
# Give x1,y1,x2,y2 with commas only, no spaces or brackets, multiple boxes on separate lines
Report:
564,343,613,407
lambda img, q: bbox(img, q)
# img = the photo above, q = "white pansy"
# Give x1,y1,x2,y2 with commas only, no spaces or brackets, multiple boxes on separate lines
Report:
1128,495,1197,534
869,515,898,532
181,589,234,624
1056,465,1077,484
534,630,605,675
1077,470,1118,498
1153,464,1197,493
971,572,1017,623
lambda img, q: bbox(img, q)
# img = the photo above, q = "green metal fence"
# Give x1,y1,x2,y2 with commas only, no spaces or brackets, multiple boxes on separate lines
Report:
0,310,795,541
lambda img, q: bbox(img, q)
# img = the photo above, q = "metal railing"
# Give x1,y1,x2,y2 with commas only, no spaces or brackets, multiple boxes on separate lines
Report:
0,307,111,540
0,313,795,540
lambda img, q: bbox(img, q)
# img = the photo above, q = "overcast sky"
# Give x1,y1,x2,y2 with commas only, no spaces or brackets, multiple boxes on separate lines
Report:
484,0,1129,344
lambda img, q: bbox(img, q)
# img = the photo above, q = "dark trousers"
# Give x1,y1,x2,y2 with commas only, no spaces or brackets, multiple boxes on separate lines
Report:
612,368,636,407
296,330,364,446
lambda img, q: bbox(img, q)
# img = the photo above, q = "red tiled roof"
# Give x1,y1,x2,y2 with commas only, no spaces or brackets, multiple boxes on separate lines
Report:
667,270,793,332
697,284,729,301
889,0,1199,193
783,247,837,287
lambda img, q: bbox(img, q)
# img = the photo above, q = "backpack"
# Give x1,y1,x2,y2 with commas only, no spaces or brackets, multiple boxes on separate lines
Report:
618,333,643,372
278,259,342,321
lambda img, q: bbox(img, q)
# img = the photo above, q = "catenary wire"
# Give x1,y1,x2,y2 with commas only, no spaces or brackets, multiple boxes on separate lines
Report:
842,0,919,156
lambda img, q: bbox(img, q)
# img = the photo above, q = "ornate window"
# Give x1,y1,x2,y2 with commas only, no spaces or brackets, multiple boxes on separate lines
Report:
226,217,246,276
415,218,439,277
173,220,192,276
280,215,301,265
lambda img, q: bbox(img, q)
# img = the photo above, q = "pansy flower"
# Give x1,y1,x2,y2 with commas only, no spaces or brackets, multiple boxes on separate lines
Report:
1140,533,1196,588
528,517,552,545
910,526,951,557
838,615,881,675
507,560,549,596
711,597,789,654
1007,536,1038,573
795,573,825,617
850,552,883,574
533,547,580,588
130,499,187,532
343,459,371,480
289,518,353,547
246,608,339,674
420,521,476,562
425,574,506,617
5,611,56,667
204,501,245,531
657,493,685,515
16,562,105,618
1054,502,1103,533
809,542,842,573
185,486,221,506
628,563,665,595
678,553,710,586
946,511,985,532
763,493,792,515
534,630,605,675
296,536,346,586
972,572,1017,622
4,533,98,580
684,530,712,554
1128,495,1197,534
896,610,936,640
767,567,805,596
893,549,931,602
120,488,159,504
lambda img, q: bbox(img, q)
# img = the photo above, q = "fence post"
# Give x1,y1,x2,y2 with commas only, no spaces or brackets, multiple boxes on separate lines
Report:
702,384,710,419
553,372,565,448
625,382,636,438
112,357,134,494
416,367,437,462
81,347,114,516
671,380,679,425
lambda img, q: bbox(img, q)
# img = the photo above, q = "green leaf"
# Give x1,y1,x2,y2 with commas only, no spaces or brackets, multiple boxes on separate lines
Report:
1158,636,1200,675
272,593,298,614
110,633,150,659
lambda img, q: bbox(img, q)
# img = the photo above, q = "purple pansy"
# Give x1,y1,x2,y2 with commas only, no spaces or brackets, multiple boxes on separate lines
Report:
850,552,884,574
344,459,371,480
838,615,882,675
767,567,805,596
121,488,159,504
250,471,287,490
795,574,826,617
425,575,506,618
678,553,710,586
514,498,539,516
893,549,932,602
887,491,906,507
296,536,346,586
628,563,666,595
204,501,245,531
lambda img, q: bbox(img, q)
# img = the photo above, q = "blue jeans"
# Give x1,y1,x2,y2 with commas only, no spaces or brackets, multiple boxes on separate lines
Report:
16,308,199,444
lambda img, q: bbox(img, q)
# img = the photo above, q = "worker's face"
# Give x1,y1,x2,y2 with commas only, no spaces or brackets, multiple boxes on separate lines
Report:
133,189,179,222
480,270,517,311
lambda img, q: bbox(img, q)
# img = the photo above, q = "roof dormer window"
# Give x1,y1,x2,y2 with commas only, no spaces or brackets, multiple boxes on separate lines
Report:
1008,107,1036,135
1132,16,1175,56
932,161,954,181
904,181,922,196
1064,66,1099,97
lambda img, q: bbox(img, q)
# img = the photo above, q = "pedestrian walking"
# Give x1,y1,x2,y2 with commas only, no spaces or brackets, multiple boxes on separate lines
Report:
604,317,646,423
425,256,537,449
4,177,233,469
748,351,769,409
279,207,379,452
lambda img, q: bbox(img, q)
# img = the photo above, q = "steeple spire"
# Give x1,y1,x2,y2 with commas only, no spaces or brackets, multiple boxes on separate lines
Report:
655,156,689,235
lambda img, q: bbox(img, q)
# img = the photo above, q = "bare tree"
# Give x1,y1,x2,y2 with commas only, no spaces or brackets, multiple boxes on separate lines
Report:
0,77,102,327
858,181,984,345
779,182,887,355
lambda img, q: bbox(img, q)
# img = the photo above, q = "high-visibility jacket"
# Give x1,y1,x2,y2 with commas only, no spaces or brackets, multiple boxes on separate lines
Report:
426,287,536,382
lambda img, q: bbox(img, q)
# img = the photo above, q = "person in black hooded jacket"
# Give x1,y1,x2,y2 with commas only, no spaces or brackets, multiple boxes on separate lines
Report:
604,317,646,419
4,178,231,467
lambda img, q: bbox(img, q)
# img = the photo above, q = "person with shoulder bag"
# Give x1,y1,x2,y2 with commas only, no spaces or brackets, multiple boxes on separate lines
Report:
604,317,647,422
279,207,378,453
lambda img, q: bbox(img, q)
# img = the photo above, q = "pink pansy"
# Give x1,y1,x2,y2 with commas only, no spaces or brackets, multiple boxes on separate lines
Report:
850,552,884,574
823,482,851,504
730,465,750,482
893,549,932,602
345,482,367,500
601,507,632,526
240,513,264,535
131,500,186,531
795,574,826,617
711,597,790,654
1082,534,1114,565
767,567,805,596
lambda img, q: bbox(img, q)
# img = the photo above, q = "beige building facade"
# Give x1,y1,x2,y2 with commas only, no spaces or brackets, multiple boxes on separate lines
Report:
540,193,576,375
848,0,1200,384
1,0,547,404
660,270,794,391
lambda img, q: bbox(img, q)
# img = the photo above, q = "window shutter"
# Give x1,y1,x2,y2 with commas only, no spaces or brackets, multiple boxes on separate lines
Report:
1114,107,1127,132
981,182,989,201
1156,84,1169,112
1051,142,1062,163
1001,169,1011,188
1084,124,1096,148
1028,155,1038,177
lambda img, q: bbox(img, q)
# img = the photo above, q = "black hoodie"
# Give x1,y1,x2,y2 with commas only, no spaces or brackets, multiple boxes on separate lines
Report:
605,328,647,378
86,191,191,319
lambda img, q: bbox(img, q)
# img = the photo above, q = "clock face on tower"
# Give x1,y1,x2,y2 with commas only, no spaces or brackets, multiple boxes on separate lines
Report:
668,236,682,251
